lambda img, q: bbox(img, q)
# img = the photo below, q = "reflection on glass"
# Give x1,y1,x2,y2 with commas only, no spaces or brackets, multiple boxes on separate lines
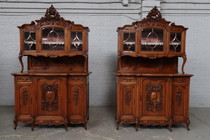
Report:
24,31,36,50
71,32,83,52
42,27,64,51
141,28,164,52
123,32,135,52
170,32,181,52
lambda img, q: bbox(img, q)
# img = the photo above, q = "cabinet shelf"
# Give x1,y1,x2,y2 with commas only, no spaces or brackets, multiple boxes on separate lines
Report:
141,42,163,45
42,41,64,45
24,41,36,44
123,42,135,45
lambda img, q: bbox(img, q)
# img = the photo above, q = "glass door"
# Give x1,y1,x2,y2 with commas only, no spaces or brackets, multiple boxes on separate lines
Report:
42,27,65,51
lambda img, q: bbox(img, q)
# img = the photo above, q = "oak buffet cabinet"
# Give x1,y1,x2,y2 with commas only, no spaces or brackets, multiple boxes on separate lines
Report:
116,7,193,131
11,5,90,131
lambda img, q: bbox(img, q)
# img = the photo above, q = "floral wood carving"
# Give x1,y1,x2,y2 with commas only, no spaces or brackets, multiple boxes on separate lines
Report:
41,84,58,112
146,84,163,112
22,88,28,105
176,88,182,104
73,88,79,105
125,88,131,105
146,6,162,20
41,5,61,21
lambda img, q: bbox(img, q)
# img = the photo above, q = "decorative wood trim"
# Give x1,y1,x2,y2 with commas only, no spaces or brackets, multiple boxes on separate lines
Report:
41,84,58,112
73,88,79,105
146,84,163,112
176,88,182,104
22,88,28,105
125,88,131,105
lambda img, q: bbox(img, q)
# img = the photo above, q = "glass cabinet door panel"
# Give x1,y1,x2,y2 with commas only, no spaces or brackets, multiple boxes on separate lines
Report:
70,32,83,52
141,28,164,52
24,31,36,50
123,32,135,52
170,32,181,52
42,27,64,51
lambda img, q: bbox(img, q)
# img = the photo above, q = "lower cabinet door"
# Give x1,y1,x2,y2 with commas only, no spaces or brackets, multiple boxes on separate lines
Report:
16,82,33,123
68,77,87,124
140,77,171,125
35,77,67,125
118,84,137,122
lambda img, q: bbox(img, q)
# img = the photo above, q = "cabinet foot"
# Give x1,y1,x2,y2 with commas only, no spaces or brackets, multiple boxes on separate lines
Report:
186,118,190,131
13,117,17,130
84,123,87,130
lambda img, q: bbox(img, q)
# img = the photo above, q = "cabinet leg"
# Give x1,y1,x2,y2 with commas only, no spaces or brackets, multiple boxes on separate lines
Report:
186,118,190,131
13,117,18,130
64,118,68,131
84,122,87,130
116,119,120,130
168,118,172,132
31,118,35,131
135,119,139,131
135,123,139,131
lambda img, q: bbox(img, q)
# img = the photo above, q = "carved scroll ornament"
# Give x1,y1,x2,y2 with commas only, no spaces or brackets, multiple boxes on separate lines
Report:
73,88,79,105
146,84,163,112
125,88,131,105
22,88,28,105
41,84,58,112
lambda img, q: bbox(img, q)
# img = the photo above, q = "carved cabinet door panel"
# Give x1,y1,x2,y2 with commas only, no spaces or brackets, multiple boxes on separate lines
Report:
118,83,137,121
36,77,67,116
172,77,190,124
68,77,87,123
16,82,33,121
140,77,171,123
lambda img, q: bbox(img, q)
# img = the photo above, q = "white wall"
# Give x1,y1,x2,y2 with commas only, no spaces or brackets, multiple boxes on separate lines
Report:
0,0,210,107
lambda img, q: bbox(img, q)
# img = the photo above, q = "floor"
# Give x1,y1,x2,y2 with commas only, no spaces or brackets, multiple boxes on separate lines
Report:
0,106,210,140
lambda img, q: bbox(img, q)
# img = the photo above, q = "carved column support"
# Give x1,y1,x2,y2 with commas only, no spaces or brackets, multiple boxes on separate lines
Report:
18,53,24,73
181,55,187,74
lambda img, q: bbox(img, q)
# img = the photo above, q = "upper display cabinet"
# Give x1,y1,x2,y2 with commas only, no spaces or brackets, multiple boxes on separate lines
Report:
18,5,89,57
117,6,187,59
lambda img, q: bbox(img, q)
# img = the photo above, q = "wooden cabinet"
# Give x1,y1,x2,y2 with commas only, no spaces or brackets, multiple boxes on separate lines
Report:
12,5,90,131
116,7,193,131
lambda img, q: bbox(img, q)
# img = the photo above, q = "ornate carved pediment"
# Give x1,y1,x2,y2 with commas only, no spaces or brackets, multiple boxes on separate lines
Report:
118,6,187,31
41,5,61,21
36,5,72,26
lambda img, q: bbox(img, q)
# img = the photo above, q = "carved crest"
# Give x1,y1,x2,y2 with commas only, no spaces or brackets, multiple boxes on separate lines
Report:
41,5,62,21
146,84,163,112
146,6,162,20
41,84,58,112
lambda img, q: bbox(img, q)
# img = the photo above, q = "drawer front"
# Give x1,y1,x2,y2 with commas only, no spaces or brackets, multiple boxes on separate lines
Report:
120,77,136,84
173,77,189,84
16,76,32,82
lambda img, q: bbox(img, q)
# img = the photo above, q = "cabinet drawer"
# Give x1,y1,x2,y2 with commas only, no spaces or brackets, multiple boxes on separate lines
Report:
69,77,86,84
120,77,136,84
173,77,188,84
16,76,32,82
